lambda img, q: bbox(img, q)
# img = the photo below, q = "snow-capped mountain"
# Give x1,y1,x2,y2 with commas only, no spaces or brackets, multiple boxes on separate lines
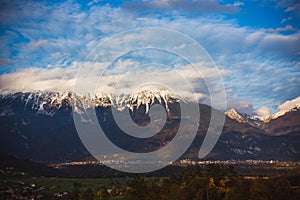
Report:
226,103,300,124
225,108,265,128
225,108,247,123
225,103,300,136
0,91,299,162
265,104,300,122
0,90,180,117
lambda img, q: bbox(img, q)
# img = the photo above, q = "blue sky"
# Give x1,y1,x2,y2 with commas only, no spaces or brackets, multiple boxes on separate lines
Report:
0,0,299,115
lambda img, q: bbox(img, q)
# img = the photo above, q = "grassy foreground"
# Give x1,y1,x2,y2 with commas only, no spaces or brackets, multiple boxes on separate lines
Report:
1,164,300,200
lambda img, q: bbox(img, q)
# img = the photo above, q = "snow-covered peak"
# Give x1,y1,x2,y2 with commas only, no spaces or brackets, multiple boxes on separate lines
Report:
225,108,247,123
265,104,300,122
248,115,265,122
0,90,181,116
226,103,300,124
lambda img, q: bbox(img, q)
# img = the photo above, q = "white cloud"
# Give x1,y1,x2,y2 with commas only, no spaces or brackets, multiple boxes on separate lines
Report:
0,0,299,113
254,106,272,118
0,60,229,108
277,96,300,111
0,65,78,93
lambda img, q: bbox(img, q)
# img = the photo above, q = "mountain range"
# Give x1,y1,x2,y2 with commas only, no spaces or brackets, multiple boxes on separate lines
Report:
225,105,300,136
0,91,299,163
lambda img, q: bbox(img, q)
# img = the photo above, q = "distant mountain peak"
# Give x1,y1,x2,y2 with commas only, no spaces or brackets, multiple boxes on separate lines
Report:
225,103,300,136
225,108,247,123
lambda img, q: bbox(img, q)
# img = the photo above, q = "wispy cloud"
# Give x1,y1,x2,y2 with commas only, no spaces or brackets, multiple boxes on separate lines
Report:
280,17,293,24
268,25,295,32
285,3,300,12
87,0,101,7
254,106,271,118
124,0,242,14
31,40,48,48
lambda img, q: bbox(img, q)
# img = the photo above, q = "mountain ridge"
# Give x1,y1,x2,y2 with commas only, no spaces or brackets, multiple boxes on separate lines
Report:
225,106,300,135
0,92,299,163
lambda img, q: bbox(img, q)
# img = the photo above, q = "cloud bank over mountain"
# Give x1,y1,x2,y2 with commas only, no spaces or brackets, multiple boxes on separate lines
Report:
0,0,299,114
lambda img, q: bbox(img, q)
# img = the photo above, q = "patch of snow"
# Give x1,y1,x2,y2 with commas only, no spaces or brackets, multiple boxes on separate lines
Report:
254,147,261,151
231,148,246,155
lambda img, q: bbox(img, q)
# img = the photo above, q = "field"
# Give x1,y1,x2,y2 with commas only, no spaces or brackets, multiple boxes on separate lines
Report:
1,163,300,199
1,177,133,199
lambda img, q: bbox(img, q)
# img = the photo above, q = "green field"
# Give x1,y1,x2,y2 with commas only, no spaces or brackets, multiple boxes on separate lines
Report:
4,177,119,189
1,177,131,199
1,163,300,200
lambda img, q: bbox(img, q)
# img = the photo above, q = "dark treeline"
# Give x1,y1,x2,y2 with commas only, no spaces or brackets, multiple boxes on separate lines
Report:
1,164,299,199
124,164,300,200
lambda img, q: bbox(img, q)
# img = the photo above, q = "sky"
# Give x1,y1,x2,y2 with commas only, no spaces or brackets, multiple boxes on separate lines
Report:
0,0,299,116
